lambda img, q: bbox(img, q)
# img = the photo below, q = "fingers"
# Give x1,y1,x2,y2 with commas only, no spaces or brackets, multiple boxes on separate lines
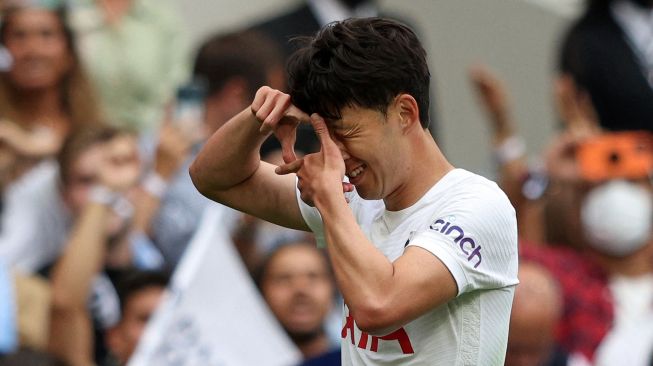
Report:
265,94,291,125
250,87,293,134
275,158,303,175
280,129,298,164
250,86,269,116
286,105,311,124
310,113,338,153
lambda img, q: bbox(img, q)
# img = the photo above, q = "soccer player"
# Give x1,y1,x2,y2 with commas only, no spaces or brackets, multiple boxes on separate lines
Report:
190,17,518,365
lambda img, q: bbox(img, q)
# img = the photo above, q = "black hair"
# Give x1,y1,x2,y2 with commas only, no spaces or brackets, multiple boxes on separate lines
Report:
253,241,332,290
57,124,119,186
114,269,170,313
287,17,431,128
193,30,283,98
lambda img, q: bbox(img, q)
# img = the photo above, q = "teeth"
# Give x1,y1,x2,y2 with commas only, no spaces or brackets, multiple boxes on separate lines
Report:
349,165,365,178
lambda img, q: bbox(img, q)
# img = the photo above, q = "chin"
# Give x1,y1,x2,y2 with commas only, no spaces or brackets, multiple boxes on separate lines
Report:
356,187,382,201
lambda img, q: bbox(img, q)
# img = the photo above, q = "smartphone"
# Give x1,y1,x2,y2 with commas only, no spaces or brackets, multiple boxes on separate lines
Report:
174,79,207,142
576,131,653,182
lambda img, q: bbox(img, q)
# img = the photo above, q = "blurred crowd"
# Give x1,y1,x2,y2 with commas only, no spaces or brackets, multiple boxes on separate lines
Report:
0,0,651,365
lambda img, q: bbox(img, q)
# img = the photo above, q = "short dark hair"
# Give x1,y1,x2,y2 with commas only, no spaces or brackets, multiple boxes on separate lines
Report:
254,241,332,289
57,124,121,186
193,30,283,98
114,270,170,313
287,17,431,128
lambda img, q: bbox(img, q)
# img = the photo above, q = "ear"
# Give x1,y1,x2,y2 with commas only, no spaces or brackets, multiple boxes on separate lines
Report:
394,94,421,132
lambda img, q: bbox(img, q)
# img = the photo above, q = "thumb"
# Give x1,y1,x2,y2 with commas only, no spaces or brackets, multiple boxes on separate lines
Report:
280,128,298,164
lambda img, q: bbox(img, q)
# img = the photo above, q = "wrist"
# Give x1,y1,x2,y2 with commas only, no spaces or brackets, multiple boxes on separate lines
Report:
494,135,526,165
142,172,169,199
314,191,348,215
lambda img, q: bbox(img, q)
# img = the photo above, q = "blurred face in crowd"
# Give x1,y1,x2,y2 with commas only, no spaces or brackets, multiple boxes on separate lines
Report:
107,286,165,364
505,263,561,366
62,134,139,216
2,8,73,90
261,243,334,340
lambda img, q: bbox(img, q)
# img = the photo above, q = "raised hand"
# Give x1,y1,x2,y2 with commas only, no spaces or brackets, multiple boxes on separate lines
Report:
468,64,514,142
154,123,192,179
251,86,310,164
276,113,353,207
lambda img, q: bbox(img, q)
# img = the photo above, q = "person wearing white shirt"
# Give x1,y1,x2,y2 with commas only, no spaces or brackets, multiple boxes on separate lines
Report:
191,18,518,365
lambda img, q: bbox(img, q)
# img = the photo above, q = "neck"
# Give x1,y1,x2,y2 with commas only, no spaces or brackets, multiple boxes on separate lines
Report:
16,87,66,127
290,330,332,359
591,243,653,277
384,130,454,211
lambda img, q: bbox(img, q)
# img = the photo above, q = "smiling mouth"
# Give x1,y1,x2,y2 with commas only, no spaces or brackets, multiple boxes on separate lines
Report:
347,164,366,178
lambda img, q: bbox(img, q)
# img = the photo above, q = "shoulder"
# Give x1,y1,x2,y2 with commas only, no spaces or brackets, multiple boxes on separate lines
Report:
435,169,515,217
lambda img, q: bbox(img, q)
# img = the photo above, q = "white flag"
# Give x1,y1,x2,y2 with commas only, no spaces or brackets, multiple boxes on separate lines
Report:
128,204,302,366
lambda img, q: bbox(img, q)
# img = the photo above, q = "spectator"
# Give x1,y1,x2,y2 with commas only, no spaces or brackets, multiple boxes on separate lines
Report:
256,241,340,366
136,30,285,268
581,179,653,366
104,270,169,366
0,124,156,273
44,125,167,365
559,0,653,131
0,2,101,189
249,0,380,62
506,262,569,366
66,0,189,134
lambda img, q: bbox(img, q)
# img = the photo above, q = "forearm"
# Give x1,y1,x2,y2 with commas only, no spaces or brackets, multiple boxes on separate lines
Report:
51,202,109,309
190,108,269,193
48,308,94,366
316,197,395,322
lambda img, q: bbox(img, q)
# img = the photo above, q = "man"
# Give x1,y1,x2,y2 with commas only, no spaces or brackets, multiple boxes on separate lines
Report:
105,270,170,365
191,17,518,364
46,125,165,365
559,0,653,131
506,262,568,366
138,29,286,267
256,241,340,365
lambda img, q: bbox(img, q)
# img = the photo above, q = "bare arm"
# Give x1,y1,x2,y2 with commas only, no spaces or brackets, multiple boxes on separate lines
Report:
132,124,192,235
189,87,310,231
49,201,109,366
49,135,141,366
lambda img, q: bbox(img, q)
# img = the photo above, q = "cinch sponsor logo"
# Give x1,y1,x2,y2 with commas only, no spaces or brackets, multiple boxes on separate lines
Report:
429,217,482,268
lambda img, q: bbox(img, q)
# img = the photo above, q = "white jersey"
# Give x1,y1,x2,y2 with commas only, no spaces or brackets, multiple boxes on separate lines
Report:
297,169,519,365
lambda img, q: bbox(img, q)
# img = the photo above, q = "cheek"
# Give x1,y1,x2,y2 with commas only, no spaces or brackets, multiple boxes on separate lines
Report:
68,186,90,211
264,285,292,310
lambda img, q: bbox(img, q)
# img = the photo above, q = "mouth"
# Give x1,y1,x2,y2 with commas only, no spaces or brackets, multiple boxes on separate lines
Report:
346,164,366,182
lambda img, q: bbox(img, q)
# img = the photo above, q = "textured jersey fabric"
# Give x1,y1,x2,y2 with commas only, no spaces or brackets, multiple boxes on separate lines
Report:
298,169,519,365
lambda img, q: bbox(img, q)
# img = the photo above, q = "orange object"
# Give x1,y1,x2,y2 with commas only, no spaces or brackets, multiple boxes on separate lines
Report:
577,131,653,182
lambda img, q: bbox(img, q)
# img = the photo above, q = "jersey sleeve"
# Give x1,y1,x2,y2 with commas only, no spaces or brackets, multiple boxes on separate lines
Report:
407,183,519,296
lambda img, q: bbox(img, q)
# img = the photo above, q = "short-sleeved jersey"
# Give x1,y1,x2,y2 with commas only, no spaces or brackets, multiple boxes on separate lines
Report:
297,169,519,365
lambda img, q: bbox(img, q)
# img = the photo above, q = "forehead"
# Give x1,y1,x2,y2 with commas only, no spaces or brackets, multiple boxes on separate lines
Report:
5,8,62,30
267,245,327,273
69,144,104,175
327,105,385,131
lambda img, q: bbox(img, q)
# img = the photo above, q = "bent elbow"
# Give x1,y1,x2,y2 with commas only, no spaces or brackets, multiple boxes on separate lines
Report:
352,301,397,335
189,159,215,196
188,160,204,192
